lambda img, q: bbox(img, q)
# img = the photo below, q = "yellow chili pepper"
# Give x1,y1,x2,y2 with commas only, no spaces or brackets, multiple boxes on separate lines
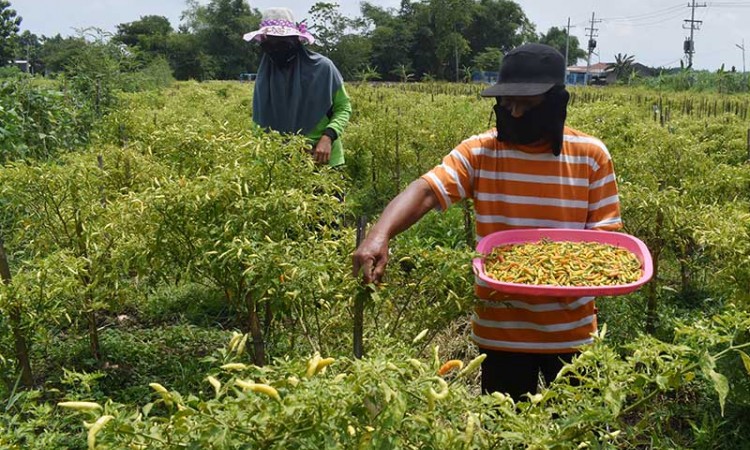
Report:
57,401,102,412
87,415,114,450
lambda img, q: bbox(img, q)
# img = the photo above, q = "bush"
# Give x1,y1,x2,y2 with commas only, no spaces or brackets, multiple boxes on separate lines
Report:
0,66,23,79
0,78,90,162
119,56,175,93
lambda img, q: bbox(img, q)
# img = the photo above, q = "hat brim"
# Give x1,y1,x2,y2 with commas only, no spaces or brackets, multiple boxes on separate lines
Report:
243,26,314,45
480,82,555,97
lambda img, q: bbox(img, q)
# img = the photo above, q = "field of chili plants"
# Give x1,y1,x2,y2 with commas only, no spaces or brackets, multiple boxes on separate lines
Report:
0,80,749,449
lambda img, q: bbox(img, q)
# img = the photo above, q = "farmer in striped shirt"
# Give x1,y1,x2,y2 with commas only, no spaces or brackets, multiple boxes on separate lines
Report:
352,43,622,401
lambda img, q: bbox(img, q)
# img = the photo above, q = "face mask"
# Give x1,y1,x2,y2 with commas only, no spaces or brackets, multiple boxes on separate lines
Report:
261,39,301,69
494,103,546,145
495,87,570,156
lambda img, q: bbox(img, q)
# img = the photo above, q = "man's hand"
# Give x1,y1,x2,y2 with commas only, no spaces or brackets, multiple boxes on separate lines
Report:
313,135,332,164
352,231,390,284
351,179,440,284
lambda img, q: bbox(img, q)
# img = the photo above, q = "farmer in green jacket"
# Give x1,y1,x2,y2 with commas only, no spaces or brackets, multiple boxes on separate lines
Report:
244,7,352,167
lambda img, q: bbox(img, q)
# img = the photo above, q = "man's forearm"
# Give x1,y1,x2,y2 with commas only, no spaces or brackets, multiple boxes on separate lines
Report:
368,178,439,240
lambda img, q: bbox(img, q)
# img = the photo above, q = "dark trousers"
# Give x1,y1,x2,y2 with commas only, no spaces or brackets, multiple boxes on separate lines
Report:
481,349,577,402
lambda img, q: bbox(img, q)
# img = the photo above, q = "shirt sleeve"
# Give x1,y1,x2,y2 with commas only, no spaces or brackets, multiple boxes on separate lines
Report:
326,85,351,138
420,140,476,211
586,150,623,230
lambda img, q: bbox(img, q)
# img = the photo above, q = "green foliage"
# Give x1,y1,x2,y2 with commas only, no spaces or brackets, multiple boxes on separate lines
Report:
37,34,88,74
63,29,127,118
353,64,381,82
367,23,414,81
50,308,750,449
12,30,43,74
1,82,750,448
537,26,586,66
113,15,173,50
0,0,21,67
608,53,635,80
180,0,261,80
472,47,502,72
0,64,21,78
465,0,536,53
118,56,174,92
0,390,84,449
46,324,231,403
392,64,415,83
309,1,371,77
634,67,750,93
0,77,90,162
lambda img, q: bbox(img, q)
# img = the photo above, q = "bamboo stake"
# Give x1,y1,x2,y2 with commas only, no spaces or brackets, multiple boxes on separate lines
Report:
354,216,368,359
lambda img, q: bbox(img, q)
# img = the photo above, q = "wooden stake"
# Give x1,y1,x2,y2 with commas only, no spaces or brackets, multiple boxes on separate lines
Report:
354,216,367,359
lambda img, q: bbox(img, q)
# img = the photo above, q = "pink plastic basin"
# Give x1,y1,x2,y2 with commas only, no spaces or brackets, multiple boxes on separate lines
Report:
472,229,654,297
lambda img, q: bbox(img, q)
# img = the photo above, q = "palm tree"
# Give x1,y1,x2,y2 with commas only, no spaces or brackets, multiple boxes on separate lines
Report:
608,53,635,80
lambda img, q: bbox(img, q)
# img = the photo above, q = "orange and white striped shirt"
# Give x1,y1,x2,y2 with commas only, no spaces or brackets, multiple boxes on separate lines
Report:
422,126,622,353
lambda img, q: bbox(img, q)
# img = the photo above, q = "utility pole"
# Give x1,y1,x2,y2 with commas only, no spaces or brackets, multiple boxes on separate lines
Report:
564,17,573,79
683,0,706,68
736,39,746,73
585,12,601,85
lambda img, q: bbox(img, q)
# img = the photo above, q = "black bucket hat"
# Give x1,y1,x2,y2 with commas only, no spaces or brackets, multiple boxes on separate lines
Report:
481,43,566,97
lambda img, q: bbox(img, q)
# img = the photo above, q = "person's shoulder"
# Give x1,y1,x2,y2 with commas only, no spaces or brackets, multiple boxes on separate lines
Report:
458,128,498,150
562,126,611,159
308,51,339,70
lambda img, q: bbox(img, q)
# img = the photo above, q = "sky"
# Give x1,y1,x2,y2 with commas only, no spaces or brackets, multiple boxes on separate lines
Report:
9,0,750,71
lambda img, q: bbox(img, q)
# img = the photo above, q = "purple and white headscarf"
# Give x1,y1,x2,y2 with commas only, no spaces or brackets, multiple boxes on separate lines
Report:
243,7,314,45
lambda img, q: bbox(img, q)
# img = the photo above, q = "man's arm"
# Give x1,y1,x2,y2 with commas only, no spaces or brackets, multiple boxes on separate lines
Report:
352,179,439,284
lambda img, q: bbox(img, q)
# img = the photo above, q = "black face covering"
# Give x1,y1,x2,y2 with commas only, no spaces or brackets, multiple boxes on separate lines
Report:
261,39,302,69
494,86,570,156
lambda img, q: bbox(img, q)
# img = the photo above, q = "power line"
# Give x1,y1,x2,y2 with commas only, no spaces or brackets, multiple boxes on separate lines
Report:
599,4,685,22
612,10,688,28
653,58,684,68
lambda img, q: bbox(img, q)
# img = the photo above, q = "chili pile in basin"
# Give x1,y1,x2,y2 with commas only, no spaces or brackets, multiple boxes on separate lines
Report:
484,239,642,287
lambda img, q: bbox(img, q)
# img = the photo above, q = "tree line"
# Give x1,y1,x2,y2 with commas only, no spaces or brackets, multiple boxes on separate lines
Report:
1,0,587,81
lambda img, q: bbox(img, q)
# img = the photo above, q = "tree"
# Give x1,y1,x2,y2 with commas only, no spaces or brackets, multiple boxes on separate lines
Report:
13,30,42,73
309,2,352,54
328,34,372,80
166,32,216,81
465,0,535,55
0,0,22,66
431,0,473,80
308,2,371,79
361,2,413,80
473,47,503,72
38,34,88,74
180,0,261,79
359,0,536,81
538,26,586,66
368,25,413,80
114,15,173,59
608,53,635,79
115,15,172,46
403,2,438,79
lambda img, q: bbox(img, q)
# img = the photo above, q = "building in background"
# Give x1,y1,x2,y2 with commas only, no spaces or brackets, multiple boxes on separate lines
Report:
566,62,614,85
9,60,29,73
